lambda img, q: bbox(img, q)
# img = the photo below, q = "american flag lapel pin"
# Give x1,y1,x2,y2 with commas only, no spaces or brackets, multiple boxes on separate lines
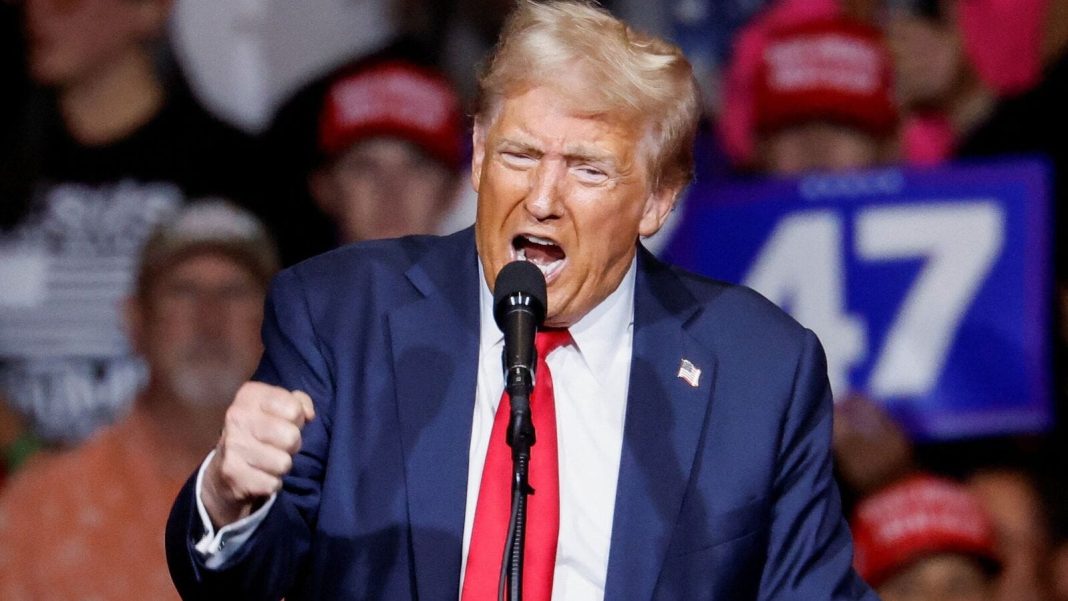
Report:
677,359,701,388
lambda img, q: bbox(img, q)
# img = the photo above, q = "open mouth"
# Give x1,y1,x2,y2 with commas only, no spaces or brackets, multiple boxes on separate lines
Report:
512,234,566,280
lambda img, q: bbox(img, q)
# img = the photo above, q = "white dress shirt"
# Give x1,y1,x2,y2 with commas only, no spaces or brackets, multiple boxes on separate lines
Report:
195,259,637,599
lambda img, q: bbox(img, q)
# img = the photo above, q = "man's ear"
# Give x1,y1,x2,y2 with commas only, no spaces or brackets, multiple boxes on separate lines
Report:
637,183,683,238
471,122,487,193
124,296,146,356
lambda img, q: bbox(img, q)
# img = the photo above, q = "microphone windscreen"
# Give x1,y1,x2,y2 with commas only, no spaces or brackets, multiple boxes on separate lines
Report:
493,261,547,329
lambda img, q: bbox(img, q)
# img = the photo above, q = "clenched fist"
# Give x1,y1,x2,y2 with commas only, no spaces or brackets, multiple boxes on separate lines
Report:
201,381,316,527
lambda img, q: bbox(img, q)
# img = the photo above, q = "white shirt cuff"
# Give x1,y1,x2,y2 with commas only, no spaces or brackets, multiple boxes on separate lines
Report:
193,449,277,568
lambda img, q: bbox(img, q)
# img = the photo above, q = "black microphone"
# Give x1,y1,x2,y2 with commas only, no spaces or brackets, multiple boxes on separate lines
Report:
493,260,547,451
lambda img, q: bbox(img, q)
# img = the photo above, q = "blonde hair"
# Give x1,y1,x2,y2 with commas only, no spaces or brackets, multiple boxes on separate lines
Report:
476,0,700,190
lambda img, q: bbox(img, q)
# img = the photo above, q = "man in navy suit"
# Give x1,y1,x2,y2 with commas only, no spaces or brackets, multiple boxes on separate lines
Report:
166,2,877,599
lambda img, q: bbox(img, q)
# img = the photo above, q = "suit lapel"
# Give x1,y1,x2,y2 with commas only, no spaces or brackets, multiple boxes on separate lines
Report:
389,228,481,601
604,248,719,601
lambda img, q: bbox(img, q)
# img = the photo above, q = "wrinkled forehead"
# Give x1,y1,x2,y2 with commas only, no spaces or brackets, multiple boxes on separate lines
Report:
478,61,647,125
486,75,653,136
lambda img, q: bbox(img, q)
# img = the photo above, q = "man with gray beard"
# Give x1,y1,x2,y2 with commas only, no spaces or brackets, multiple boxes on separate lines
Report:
0,200,277,601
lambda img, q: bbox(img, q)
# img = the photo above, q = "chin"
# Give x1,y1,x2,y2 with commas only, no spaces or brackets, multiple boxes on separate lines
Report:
542,296,576,328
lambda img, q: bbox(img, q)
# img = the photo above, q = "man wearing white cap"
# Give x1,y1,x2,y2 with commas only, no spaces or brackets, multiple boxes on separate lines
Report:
0,201,278,601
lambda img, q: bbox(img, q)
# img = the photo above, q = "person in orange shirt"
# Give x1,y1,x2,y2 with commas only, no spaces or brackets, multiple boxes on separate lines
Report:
0,200,278,601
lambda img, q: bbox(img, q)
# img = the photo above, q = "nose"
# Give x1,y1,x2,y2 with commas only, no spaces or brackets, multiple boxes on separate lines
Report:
191,289,233,332
524,159,566,221
193,305,222,341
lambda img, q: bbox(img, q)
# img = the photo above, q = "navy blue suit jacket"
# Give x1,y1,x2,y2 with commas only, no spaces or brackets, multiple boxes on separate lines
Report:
166,227,877,600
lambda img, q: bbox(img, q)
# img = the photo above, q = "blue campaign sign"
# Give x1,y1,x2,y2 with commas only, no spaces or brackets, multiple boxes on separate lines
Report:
662,159,1051,441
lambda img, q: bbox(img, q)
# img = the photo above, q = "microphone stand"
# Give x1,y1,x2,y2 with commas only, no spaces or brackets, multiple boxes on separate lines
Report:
492,267,546,601
500,351,537,601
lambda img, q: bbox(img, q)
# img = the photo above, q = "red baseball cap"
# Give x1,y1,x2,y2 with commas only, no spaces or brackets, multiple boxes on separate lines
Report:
755,18,897,138
851,473,1001,587
318,60,463,168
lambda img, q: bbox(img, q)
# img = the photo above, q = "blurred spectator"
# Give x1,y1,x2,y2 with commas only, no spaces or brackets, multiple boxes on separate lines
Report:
310,58,464,244
265,42,466,260
969,468,1056,601
889,0,1068,179
719,0,842,167
751,17,899,174
0,0,267,445
851,473,1002,600
834,403,1058,601
0,201,277,601
720,0,1050,167
887,0,996,163
890,0,1046,110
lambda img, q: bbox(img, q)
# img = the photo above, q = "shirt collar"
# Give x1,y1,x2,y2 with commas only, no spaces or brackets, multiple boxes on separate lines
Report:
478,257,636,384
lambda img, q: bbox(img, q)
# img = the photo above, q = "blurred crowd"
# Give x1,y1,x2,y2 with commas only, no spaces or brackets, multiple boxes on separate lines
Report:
2,0,1068,599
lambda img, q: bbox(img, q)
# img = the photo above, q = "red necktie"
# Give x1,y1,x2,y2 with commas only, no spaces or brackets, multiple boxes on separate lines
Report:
462,329,572,601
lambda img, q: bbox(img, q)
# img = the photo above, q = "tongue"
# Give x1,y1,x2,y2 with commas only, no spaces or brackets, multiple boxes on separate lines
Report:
518,238,565,265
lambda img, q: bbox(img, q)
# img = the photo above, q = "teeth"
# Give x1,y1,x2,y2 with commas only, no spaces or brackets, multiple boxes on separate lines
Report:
524,234,556,246
531,259,564,277
513,247,563,276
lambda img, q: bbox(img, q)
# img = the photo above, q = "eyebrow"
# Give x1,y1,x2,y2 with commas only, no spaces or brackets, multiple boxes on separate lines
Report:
496,134,618,168
495,138,542,156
